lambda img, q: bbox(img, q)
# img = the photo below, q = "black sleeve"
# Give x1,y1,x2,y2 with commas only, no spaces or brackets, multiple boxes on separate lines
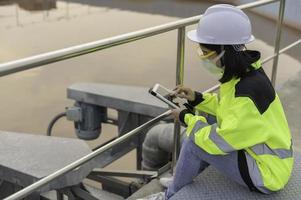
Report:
179,109,192,125
188,91,205,107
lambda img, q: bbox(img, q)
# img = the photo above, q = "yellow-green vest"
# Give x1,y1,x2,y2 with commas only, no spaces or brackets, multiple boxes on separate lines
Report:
183,60,293,193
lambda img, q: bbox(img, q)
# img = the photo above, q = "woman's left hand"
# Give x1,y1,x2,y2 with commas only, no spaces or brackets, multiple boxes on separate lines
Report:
171,109,182,122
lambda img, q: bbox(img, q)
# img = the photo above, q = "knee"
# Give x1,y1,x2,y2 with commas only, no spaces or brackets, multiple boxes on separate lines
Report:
181,137,210,157
181,138,196,152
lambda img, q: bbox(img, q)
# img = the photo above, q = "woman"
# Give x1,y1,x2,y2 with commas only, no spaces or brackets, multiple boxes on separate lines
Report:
166,4,293,200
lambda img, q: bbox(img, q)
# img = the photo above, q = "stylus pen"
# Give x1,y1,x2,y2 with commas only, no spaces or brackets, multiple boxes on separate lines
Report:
150,90,180,109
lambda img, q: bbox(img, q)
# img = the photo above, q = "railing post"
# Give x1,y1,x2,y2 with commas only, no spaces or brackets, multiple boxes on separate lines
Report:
271,0,286,86
172,27,185,172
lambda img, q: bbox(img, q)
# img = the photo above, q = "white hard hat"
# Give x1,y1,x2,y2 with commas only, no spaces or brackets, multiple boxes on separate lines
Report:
187,4,255,45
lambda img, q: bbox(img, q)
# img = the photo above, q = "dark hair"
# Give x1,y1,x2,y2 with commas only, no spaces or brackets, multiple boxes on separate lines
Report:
199,43,261,83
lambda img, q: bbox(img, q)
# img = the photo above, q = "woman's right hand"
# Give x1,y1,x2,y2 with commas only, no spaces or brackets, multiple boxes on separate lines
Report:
173,85,195,102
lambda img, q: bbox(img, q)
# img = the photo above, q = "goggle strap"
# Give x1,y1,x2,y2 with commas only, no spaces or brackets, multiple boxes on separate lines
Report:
198,48,216,59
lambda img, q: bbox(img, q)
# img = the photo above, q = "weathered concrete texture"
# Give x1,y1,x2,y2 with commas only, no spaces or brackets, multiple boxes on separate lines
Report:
170,153,301,200
0,131,98,193
239,0,301,30
278,71,301,152
68,83,169,117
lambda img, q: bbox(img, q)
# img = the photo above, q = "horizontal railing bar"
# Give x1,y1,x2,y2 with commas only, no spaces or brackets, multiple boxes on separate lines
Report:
0,16,199,78
262,38,301,63
4,110,171,200
203,84,220,94
0,0,279,78
279,39,301,54
237,0,279,9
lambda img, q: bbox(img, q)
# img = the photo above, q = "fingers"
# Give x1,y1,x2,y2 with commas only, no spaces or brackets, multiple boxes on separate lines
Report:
172,85,193,100
170,109,181,121
171,85,184,97
173,86,185,94
176,88,190,96
173,85,189,95
176,93,188,98
173,85,183,91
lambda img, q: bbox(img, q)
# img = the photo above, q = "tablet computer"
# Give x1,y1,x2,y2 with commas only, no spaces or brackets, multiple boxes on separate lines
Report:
149,83,187,109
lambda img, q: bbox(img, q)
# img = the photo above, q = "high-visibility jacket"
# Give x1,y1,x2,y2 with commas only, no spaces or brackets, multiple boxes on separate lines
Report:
180,60,293,193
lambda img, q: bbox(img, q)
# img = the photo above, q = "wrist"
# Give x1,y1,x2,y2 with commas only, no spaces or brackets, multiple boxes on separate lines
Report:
188,91,204,106
179,109,192,125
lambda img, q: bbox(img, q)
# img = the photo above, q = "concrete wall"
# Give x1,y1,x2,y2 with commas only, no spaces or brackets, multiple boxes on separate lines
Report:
239,0,301,30
212,0,301,31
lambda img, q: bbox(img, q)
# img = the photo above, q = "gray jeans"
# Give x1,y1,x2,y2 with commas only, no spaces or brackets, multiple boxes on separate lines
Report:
165,137,248,199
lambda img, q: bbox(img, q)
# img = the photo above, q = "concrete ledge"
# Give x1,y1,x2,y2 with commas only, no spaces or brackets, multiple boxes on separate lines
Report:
67,83,168,117
0,131,97,193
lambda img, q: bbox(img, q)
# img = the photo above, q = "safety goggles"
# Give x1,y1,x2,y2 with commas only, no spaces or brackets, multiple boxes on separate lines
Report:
197,47,217,59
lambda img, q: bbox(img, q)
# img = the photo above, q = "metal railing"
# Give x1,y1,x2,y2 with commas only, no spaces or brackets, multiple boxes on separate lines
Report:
0,0,279,77
2,0,301,199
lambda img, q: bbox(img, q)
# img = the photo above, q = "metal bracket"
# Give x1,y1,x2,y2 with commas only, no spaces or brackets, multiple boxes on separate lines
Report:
90,169,158,180
86,175,139,198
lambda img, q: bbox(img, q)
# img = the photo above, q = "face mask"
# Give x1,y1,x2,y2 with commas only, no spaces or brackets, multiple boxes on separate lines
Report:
200,50,225,77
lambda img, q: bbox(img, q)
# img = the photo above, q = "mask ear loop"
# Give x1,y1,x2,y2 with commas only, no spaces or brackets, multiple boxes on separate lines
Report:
220,45,225,67
213,49,225,62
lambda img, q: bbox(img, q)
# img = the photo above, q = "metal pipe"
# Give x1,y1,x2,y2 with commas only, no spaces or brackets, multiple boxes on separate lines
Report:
176,27,185,86
4,110,171,200
172,122,181,174
278,38,301,54
0,16,199,78
271,0,286,86
172,27,186,172
237,0,279,9
203,84,220,93
0,0,279,78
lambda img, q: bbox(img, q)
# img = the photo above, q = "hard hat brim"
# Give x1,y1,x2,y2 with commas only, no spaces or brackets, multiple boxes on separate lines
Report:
187,29,255,45
187,30,203,43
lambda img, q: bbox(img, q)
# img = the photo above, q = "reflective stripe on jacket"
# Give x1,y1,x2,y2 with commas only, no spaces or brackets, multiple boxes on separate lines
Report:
183,60,294,193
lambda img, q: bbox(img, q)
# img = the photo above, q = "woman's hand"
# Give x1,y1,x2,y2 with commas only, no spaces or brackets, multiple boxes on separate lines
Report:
173,85,195,101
